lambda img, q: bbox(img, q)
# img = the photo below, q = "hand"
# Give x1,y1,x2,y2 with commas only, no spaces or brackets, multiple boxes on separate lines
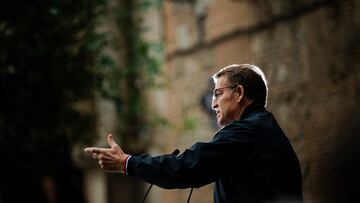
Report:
84,134,129,173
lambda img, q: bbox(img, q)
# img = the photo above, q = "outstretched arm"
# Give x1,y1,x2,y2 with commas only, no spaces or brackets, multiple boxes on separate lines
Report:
84,134,129,173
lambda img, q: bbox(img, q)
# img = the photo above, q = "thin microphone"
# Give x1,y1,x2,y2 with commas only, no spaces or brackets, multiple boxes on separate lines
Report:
187,188,193,203
141,149,180,203
172,149,180,156
170,149,193,203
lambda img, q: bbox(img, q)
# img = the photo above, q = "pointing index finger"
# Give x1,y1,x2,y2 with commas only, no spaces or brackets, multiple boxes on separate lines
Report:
84,147,107,153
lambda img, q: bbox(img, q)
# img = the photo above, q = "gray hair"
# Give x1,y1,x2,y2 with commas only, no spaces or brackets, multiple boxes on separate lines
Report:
212,64,268,107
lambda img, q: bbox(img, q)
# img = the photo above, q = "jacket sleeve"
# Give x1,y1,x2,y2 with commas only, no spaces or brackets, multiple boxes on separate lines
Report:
126,121,257,189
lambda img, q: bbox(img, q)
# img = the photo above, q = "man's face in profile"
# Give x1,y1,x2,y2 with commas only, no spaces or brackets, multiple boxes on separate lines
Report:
212,76,240,126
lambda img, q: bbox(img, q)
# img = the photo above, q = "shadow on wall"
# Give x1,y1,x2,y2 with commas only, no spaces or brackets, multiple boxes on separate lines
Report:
321,114,360,203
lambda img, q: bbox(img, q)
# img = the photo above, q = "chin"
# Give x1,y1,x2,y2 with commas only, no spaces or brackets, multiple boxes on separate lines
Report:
218,119,231,127
217,118,222,126
217,119,226,127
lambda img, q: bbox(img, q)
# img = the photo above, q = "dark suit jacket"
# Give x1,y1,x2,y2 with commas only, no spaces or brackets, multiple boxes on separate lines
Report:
127,103,303,203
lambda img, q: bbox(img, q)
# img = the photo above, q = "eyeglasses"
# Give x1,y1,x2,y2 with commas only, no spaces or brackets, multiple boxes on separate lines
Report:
212,86,236,101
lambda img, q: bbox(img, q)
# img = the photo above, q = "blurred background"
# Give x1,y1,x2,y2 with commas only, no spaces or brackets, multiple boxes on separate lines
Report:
0,0,359,203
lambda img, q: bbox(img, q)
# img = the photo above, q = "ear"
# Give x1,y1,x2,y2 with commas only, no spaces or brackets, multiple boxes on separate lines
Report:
235,85,245,103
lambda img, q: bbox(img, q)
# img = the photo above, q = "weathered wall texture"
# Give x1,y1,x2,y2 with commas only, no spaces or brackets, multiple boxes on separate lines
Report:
145,0,360,202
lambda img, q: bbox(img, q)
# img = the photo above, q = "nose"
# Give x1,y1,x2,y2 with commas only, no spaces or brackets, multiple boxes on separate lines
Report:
211,98,218,110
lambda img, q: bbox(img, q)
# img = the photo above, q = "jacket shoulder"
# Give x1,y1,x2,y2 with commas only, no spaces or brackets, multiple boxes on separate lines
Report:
215,110,273,141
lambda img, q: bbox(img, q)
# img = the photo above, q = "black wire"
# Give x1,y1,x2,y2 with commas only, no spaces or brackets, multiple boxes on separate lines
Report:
140,149,180,203
141,184,153,203
187,188,194,203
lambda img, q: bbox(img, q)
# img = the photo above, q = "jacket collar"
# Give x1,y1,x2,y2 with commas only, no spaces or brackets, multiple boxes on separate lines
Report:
241,102,266,120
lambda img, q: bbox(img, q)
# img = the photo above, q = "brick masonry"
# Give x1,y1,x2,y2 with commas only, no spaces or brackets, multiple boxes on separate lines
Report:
144,0,360,202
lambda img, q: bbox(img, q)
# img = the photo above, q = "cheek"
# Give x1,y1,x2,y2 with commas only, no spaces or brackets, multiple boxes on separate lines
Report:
218,100,235,117
218,100,228,111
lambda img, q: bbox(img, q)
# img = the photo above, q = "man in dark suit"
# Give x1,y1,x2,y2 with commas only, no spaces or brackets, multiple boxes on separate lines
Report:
85,64,303,203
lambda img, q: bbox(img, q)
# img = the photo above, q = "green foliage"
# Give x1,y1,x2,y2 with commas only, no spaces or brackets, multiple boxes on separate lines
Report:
0,0,163,201
0,0,107,202
97,0,164,151
182,115,199,131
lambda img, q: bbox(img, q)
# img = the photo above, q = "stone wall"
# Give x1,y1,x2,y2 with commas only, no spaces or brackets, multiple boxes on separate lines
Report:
144,0,360,202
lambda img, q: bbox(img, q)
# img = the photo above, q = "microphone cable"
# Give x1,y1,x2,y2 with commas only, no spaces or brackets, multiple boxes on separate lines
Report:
141,149,180,203
142,185,193,203
187,188,194,203
141,184,153,203
141,149,194,203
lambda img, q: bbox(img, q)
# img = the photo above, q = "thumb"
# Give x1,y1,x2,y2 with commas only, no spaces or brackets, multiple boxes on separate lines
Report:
107,134,118,148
